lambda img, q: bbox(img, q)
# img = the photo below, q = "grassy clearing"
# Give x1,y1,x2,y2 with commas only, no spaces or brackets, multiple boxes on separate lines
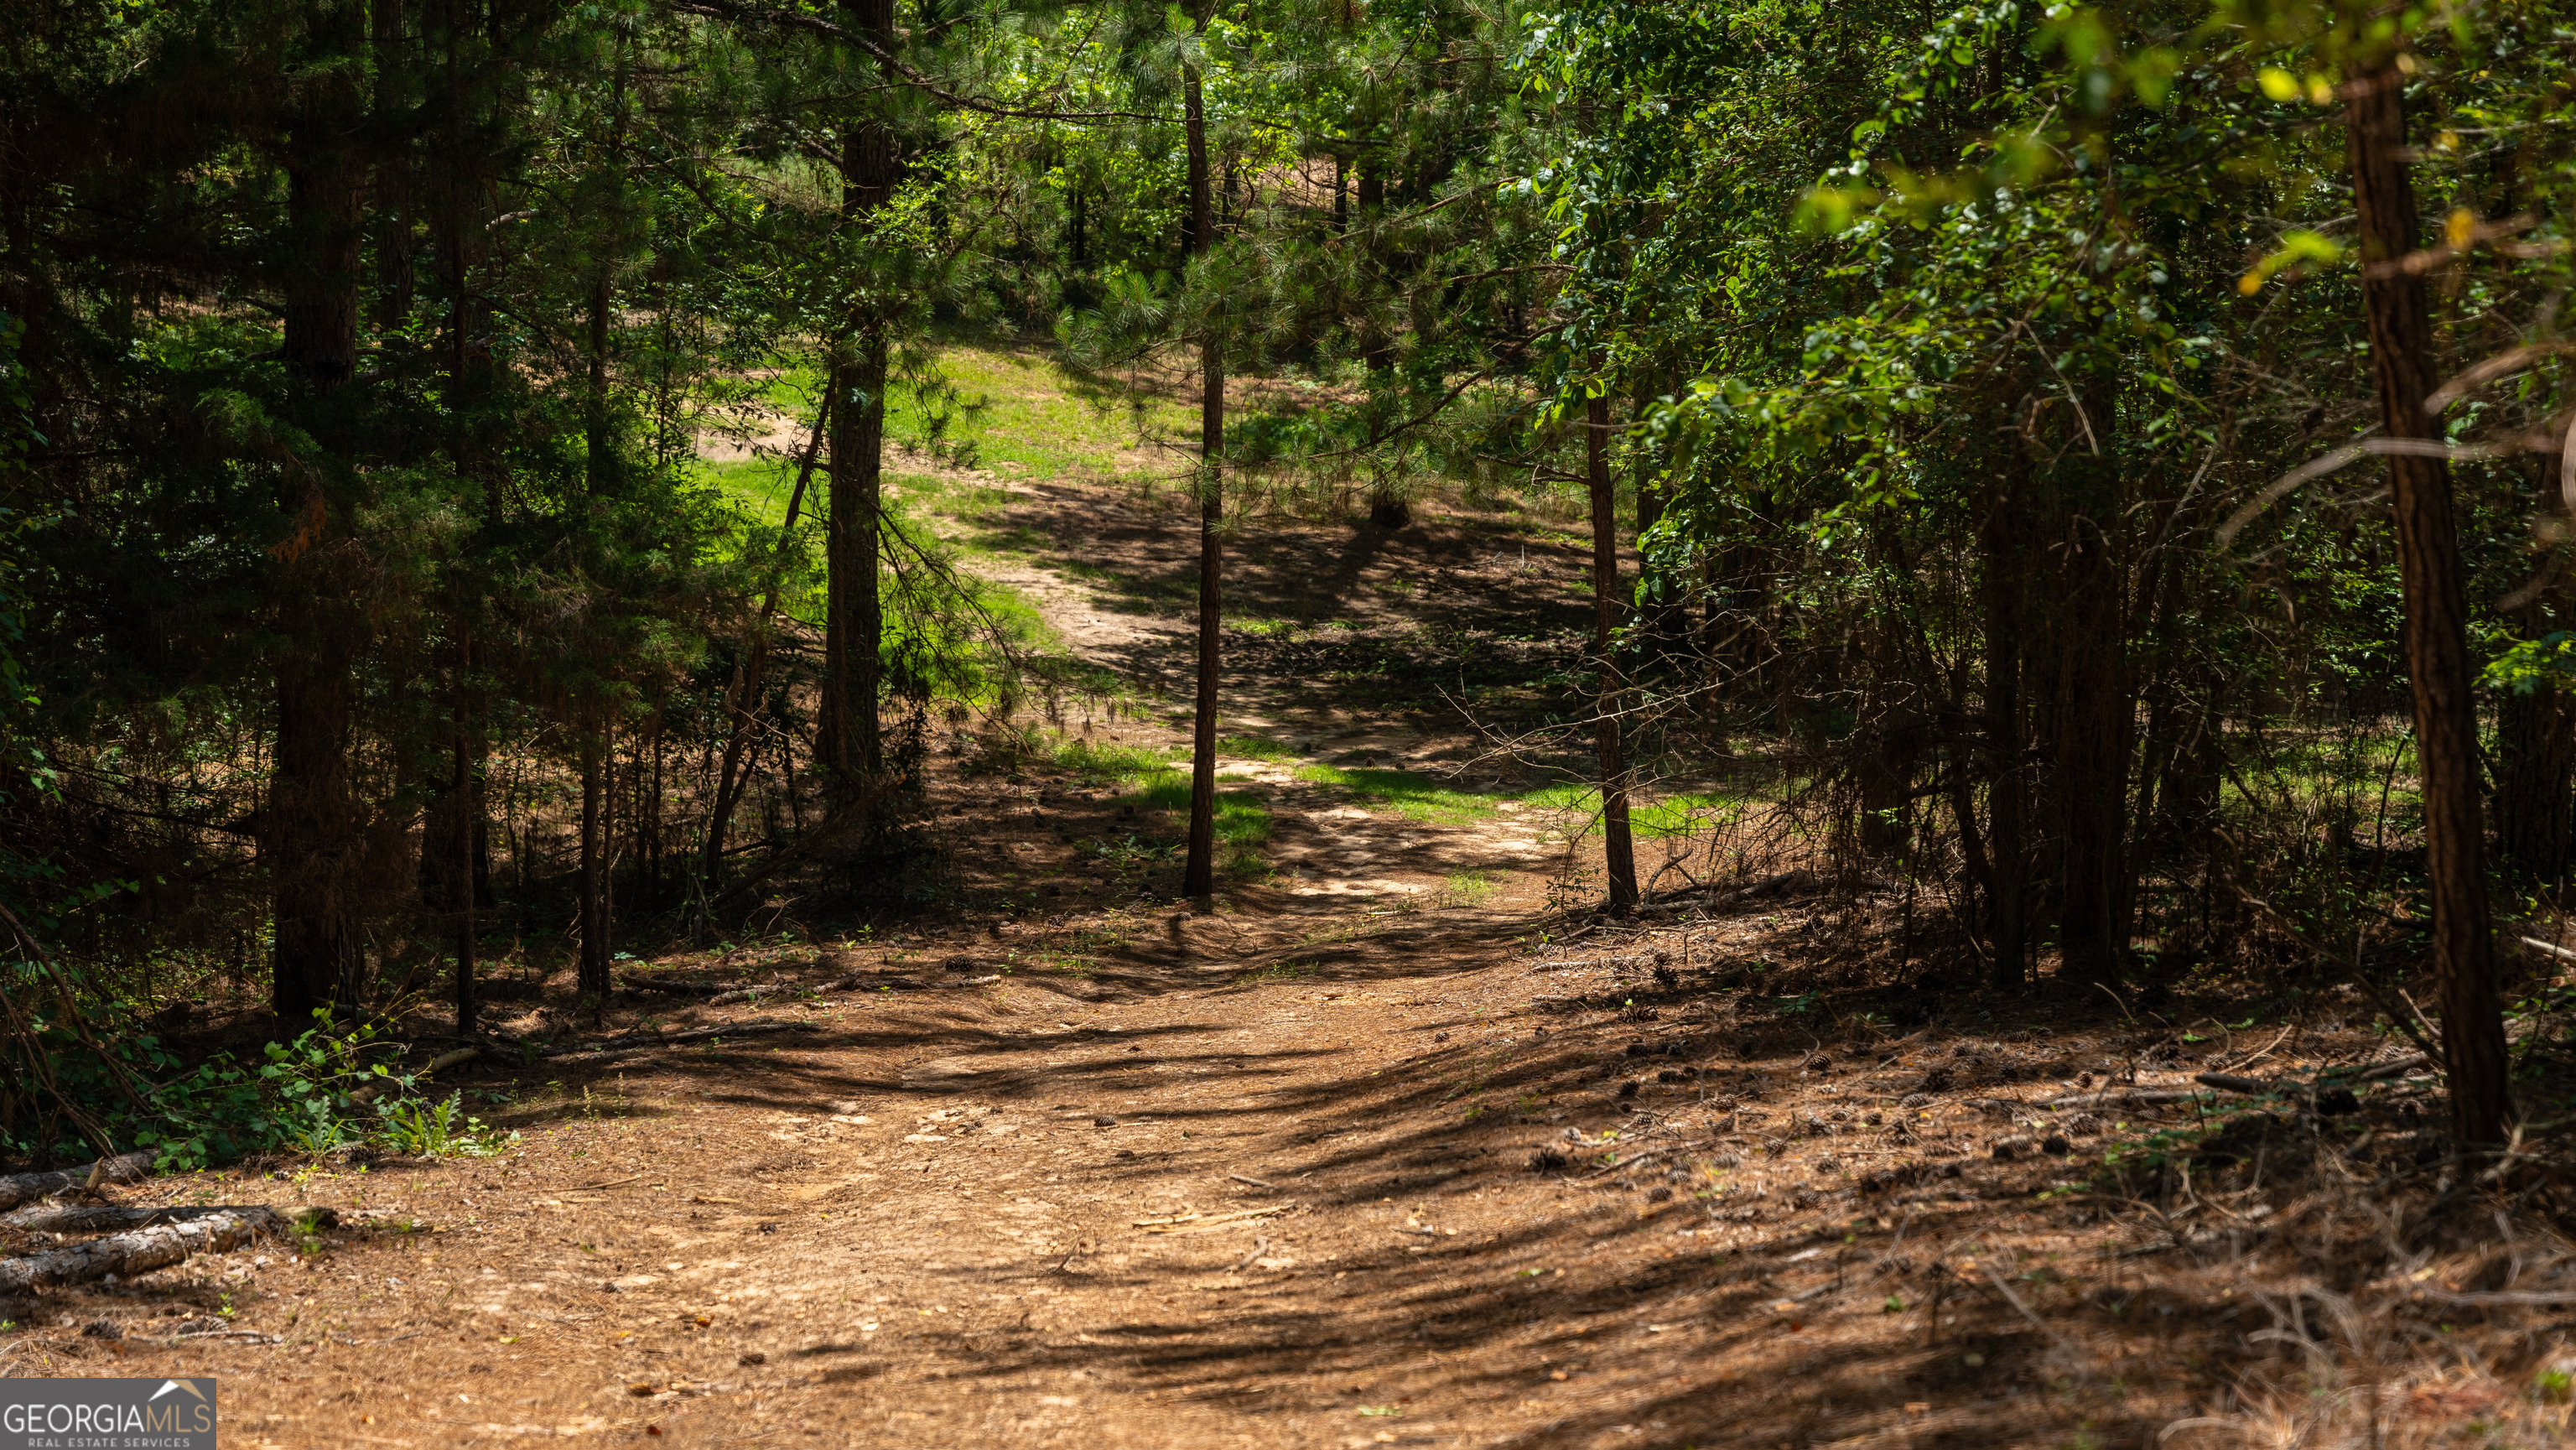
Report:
890,346,1201,483
735,345,1195,483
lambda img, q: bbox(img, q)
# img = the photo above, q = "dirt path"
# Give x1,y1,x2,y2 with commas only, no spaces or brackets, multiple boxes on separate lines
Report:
21,897,2454,1450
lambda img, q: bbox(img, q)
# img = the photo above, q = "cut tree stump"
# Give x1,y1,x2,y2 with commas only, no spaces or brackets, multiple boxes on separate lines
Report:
0,1153,154,1214
0,1207,286,1294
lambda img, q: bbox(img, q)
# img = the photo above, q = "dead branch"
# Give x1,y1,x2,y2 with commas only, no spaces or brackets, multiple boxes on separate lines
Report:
0,1153,154,1214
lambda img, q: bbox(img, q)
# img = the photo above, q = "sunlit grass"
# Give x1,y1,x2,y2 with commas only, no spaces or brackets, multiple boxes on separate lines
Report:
1215,735,1299,762
1133,777,1274,845
1289,766,1748,839
1052,737,1185,786
1291,765,1509,824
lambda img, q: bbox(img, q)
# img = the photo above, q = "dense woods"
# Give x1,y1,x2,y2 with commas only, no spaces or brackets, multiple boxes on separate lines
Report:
8,0,2576,1230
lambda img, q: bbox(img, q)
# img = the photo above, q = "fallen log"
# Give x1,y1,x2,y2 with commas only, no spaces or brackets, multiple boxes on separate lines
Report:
0,1207,285,1294
2036,1088,2213,1110
545,1020,822,1065
3,1203,248,1234
708,975,858,1006
621,974,730,997
0,1153,155,1214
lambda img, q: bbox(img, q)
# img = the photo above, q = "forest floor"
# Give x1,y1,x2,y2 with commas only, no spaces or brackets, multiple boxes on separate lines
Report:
18,345,2576,1449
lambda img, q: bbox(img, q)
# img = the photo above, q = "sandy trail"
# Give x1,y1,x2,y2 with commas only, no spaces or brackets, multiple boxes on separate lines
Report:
38,897,2292,1450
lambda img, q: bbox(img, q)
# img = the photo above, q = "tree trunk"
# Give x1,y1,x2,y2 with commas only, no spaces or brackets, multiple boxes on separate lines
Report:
271,631,356,1027
2496,683,2576,888
2048,421,2132,984
2347,57,2510,1146
579,727,611,1002
451,699,478,1036
818,0,898,797
585,44,626,498
270,0,366,1031
1588,389,1639,910
2496,456,2576,889
1181,51,1225,903
1982,460,2028,989
370,0,415,330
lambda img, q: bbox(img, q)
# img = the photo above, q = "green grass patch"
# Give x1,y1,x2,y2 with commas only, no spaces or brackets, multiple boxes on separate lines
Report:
1133,777,1274,847
1510,784,1749,838
890,345,1200,484
1293,767,1748,839
1291,766,1510,824
1052,737,1186,786
1439,871,1500,907
1216,735,1299,762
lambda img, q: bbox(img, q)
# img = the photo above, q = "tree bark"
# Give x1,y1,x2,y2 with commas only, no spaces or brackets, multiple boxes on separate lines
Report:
578,726,612,1002
2495,455,2576,888
2496,682,2576,888
584,43,626,499
818,0,898,797
1181,49,1225,903
2048,430,2132,983
270,0,367,1031
451,679,478,1036
2346,56,2510,1145
1982,460,2028,989
1588,389,1639,910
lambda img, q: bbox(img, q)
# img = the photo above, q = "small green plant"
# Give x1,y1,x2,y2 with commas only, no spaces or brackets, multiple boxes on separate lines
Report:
375,1092,515,1158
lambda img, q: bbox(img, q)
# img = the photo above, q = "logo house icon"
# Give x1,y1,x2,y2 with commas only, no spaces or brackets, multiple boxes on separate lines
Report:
148,1381,207,1406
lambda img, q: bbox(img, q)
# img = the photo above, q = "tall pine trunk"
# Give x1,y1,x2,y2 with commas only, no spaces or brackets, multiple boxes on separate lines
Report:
2346,55,2509,1145
450,682,478,1036
270,0,366,1029
2496,684,2576,888
2049,398,2132,983
585,46,626,498
1587,389,1639,909
820,0,896,797
1982,459,2028,989
1181,47,1225,903
578,726,612,1002
2496,455,2576,888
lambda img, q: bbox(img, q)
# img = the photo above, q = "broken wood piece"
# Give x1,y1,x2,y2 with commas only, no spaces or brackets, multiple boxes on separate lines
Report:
621,974,730,996
0,1153,154,1214
2521,935,2576,964
0,1207,286,1294
2194,1073,2273,1094
1136,1205,1293,1234
1227,1172,1277,1190
706,977,858,1007
2036,1088,2210,1110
